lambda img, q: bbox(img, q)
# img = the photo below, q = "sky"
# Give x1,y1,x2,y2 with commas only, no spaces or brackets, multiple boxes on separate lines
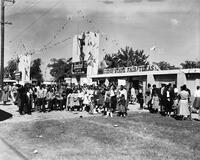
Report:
2,0,200,80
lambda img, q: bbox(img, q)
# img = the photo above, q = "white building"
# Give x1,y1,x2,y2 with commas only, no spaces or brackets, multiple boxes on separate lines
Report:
71,31,100,85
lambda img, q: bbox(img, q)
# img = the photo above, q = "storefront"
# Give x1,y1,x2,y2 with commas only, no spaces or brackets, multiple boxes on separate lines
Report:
89,66,200,96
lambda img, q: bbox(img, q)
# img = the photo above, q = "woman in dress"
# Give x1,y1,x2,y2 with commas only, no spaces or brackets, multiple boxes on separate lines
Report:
2,84,9,104
178,85,190,120
151,91,160,113
83,90,90,112
192,86,200,113
118,94,126,117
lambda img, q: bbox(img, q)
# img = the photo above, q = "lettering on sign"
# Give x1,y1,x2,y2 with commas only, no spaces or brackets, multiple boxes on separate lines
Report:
103,65,160,74
72,61,87,75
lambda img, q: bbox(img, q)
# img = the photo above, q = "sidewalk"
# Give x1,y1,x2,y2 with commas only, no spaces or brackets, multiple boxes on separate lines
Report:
0,138,27,160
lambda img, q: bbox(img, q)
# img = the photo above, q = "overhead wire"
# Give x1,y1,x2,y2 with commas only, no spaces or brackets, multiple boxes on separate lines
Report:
11,7,121,58
9,0,63,44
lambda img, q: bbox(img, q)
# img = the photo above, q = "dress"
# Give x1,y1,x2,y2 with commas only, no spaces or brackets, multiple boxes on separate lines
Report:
2,85,9,102
118,96,126,113
73,93,80,106
131,87,136,100
178,90,190,117
83,93,89,105
152,95,160,110
67,93,73,107
192,89,200,110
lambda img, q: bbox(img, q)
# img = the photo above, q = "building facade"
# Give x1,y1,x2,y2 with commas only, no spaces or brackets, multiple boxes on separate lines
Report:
89,66,200,96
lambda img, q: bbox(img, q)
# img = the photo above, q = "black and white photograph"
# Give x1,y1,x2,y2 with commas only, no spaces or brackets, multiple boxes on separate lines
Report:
0,0,200,159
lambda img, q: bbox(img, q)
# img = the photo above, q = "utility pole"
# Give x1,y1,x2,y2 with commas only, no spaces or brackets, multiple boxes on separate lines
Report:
0,0,15,90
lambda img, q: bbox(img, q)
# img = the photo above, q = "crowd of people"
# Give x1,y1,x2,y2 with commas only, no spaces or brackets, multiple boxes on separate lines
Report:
1,83,129,117
0,81,200,120
130,83,200,120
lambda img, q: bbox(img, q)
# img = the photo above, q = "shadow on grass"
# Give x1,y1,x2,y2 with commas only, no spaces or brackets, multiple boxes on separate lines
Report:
0,109,13,121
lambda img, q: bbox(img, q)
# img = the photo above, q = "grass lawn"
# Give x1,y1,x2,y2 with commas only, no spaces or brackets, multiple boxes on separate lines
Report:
0,112,200,160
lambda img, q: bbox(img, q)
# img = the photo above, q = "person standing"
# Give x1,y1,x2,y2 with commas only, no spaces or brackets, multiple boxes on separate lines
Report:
2,84,9,104
172,84,179,116
78,88,84,111
178,85,190,120
15,85,23,115
46,88,55,112
192,86,200,112
83,90,90,112
160,83,166,114
163,84,173,116
137,88,144,110
151,91,160,113
110,85,117,113
145,83,152,109
11,84,18,102
104,87,112,117
66,90,73,111
118,94,126,117
25,84,33,115
36,85,45,112
130,85,137,104
119,85,128,115
20,85,28,115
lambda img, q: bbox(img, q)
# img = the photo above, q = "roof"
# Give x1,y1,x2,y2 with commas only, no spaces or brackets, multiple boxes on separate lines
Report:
88,68,200,79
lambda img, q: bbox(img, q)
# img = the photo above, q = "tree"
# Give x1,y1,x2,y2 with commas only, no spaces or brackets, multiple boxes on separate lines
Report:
154,61,178,70
30,58,43,82
4,59,18,79
47,58,72,82
103,46,149,68
180,60,200,69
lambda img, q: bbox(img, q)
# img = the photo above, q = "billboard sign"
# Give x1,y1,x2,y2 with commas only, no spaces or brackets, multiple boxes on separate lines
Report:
72,61,87,75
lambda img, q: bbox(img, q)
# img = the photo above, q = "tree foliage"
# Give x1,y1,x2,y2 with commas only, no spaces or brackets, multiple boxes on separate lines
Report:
30,58,43,82
4,59,18,79
47,58,72,82
154,61,178,70
103,46,149,68
180,60,200,69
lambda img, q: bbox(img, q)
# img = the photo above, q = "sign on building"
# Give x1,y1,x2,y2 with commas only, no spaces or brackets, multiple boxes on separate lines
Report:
103,65,160,74
72,61,87,75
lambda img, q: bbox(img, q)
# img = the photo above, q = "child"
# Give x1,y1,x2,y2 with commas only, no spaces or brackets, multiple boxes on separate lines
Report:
89,95,95,114
152,92,160,113
118,94,126,117
83,91,90,112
